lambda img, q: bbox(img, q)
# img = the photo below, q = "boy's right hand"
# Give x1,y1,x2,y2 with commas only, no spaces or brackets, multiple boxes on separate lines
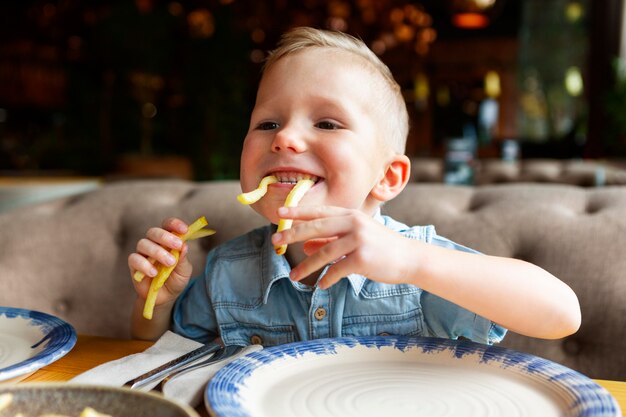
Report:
128,217,193,307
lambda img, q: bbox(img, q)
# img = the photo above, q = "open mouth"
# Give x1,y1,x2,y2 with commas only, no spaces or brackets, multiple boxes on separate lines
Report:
271,171,321,185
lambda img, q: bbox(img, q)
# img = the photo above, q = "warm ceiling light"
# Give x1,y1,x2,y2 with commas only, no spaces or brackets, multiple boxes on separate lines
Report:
565,1,584,23
453,12,489,29
565,66,583,97
448,0,501,29
484,70,501,98
475,0,497,8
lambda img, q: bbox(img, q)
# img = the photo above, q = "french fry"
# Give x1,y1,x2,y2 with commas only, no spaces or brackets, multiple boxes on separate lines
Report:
78,407,112,417
237,175,278,204
139,216,216,320
237,176,315,255
133,217,215,283
275,179,315,255
186,228,217,240
0,393,12,411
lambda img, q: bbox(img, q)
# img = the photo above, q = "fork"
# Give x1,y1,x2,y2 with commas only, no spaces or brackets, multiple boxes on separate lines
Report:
124,342,221,390
154,344,243,392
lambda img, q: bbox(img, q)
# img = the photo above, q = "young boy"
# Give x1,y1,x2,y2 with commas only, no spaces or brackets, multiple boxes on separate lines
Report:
129,27,581,345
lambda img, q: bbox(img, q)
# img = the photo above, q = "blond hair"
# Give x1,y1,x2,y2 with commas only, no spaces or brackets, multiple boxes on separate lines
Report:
263,27,409,154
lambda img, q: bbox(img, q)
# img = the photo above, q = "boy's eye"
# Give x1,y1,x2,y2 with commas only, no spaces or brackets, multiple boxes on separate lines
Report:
257,121,279,130
316,121,339,130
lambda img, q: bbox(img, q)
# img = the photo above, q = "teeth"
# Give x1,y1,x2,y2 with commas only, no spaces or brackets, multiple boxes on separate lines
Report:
273,172,318,184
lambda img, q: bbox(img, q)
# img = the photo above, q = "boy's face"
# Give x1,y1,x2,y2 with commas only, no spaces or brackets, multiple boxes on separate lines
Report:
240,48,393,225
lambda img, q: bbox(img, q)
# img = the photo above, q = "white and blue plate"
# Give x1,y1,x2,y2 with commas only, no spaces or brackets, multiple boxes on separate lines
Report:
205,336,620,417
0,306,76,382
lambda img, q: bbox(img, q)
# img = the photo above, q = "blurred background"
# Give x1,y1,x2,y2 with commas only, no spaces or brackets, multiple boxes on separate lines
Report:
0,0,624,181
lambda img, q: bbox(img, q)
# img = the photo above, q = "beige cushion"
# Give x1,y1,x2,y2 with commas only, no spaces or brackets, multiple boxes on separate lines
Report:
409,157,626,186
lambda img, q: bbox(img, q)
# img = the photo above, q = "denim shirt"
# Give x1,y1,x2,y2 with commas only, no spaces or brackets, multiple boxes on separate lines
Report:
171,213,507,347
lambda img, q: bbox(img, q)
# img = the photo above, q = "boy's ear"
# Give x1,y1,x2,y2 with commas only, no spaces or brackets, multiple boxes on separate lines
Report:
371,155,411,202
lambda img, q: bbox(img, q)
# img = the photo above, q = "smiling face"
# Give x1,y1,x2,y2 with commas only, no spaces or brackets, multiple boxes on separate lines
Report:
240,48,397,224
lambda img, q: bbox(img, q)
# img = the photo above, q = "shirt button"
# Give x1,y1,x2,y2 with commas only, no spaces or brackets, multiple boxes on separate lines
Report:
314,307,327,320
250,335,263,345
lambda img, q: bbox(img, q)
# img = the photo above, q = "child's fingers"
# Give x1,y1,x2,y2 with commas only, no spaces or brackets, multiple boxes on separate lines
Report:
161,217,189,234
303,237,337,255
180,241,189,260
277,205,350,221
136,238,179,267
317,257,355,289
290,233,356,282
164,255,193,293
128,252,158,278
272,215,350,248
130,270,153,299
128,247,191,300
146,227,184,250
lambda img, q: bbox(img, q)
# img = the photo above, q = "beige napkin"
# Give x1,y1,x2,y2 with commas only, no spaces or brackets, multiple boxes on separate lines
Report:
69,331,203,390
69,331,263,407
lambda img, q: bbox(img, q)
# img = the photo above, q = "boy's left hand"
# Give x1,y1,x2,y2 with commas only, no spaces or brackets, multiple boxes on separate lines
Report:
272,205,414,289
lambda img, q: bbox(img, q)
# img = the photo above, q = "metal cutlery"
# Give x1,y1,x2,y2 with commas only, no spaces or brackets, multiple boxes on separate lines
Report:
123,341,221,390
155,344,243,392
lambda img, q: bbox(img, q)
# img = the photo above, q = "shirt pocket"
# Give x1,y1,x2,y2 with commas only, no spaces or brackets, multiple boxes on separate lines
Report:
219,322,298,347
341,308,424,337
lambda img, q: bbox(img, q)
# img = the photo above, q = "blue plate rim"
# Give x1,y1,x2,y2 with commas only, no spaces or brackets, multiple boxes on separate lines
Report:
205,335,621,417
0,306,77,381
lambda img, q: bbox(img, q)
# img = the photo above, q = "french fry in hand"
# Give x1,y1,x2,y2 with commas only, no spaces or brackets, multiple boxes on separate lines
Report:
133,217,215,283
275,179,315,255
237,175,278,204
186,228,216,240
133,258,156,282
139,216,216,320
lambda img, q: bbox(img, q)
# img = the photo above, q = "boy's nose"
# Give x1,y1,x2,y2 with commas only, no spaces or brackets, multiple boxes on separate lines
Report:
271,125,307,153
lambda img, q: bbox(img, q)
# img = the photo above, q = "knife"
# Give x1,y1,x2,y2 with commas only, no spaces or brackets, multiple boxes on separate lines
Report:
124,341,222,390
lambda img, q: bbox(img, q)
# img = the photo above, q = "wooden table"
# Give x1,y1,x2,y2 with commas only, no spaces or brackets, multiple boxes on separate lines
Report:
22,335,153,383
19,335,626,416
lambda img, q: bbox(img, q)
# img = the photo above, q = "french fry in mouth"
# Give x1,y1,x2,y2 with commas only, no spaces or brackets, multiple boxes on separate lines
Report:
237,176,315,255
137,216,216,320
275,178,315,255
237,175,278,204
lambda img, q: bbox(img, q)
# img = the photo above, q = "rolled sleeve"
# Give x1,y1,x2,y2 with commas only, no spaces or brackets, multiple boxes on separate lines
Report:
421,291,506,344
421,227,508,345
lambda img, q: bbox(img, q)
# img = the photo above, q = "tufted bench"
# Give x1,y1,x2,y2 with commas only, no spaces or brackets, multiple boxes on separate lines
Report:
410,157,626,186
1,180,625,380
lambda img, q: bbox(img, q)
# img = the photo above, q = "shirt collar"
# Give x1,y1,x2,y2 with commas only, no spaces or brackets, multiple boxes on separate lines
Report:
261,225,291,304
260,209,387,302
